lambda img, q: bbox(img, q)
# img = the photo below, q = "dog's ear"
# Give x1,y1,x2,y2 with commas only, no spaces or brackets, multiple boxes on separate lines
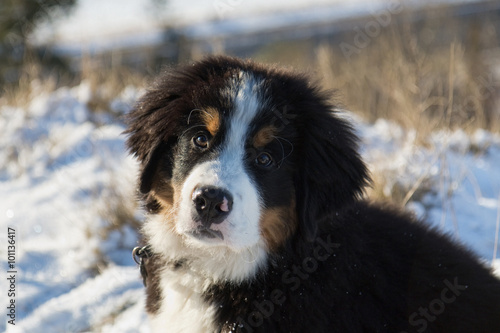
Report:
295,104,370,241
125,78,183,195
137,137,171,194
126,115,177,195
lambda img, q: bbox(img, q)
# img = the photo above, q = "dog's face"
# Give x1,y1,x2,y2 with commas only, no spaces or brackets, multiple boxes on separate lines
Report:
127,56,368,261
168,71,299,251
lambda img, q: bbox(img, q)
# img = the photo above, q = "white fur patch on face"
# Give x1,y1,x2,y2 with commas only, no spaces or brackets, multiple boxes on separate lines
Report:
223,71,263,156
176,71,264,251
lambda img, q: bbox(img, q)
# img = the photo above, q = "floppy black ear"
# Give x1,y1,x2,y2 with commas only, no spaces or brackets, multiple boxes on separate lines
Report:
295,105,370,241
124,73,185,196
126,117,177,197
137,137,171,194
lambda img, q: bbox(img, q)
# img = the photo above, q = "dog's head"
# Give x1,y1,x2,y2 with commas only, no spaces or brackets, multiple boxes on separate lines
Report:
126,56,369,256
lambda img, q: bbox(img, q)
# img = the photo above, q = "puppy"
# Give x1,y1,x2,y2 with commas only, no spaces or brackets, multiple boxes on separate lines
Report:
127,56,500,332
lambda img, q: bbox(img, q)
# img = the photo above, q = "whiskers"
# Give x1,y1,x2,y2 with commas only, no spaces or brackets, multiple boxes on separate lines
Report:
187,108,214,125
182,108,216,138
273,136,294,168
180,125,206,139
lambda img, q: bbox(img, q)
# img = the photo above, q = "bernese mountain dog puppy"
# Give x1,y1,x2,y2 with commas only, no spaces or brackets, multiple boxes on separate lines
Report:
126,56,500,332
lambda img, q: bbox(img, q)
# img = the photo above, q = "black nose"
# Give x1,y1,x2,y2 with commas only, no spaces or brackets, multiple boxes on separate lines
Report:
192,186,233,227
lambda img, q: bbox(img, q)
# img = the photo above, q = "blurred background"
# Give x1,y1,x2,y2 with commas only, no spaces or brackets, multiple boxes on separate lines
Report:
2,0,500,133
1,1,500,332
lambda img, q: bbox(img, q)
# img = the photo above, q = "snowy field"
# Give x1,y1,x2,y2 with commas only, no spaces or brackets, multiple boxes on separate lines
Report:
1,82,499,332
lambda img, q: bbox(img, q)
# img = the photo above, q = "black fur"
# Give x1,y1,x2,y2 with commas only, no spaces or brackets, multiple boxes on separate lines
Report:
126,56,500,332
205,202,500,332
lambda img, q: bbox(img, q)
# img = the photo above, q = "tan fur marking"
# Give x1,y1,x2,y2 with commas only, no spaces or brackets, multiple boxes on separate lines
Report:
150,174,180,230
153,183,174,205
260,202,297,251
150,168,174,203
201,107,221,136
253,125,278,148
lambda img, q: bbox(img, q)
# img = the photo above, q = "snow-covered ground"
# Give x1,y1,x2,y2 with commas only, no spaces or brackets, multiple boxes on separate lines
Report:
1,82,499,332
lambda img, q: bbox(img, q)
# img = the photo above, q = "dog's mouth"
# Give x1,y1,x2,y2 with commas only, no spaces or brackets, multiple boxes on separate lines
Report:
189,226,224,241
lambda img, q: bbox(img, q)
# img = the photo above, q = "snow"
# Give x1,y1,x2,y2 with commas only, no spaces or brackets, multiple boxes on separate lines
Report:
1,84,499,331
37,0,484,55
0,83,146,332
44,0,375,43
359,118,500,261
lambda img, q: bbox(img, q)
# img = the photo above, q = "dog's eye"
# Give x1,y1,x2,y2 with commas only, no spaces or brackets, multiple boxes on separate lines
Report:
255,152,273,167
193,134,209,149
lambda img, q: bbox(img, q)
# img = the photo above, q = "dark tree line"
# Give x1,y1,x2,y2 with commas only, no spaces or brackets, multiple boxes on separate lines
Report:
0,0,76,89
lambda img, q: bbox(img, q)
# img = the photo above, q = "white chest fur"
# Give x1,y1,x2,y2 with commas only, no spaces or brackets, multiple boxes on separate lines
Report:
144,215,268,332
148,272,217,333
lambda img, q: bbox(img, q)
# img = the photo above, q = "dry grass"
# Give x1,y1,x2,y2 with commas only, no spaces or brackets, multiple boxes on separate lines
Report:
79,54,146,115
1,54,146,115
315,26,499,144
311,16,500,205
0,60,57,107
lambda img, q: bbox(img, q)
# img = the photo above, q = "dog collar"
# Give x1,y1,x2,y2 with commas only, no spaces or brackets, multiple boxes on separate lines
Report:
132,245,153,287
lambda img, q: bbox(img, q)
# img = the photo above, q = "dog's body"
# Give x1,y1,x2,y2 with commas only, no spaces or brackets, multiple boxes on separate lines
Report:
126,56,500,332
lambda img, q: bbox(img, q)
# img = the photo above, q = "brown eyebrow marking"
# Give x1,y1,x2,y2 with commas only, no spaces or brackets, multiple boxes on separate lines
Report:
253,125,278,148
200,107,221,136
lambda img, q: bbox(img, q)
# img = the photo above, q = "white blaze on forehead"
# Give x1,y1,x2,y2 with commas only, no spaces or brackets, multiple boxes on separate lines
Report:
223,71,263,155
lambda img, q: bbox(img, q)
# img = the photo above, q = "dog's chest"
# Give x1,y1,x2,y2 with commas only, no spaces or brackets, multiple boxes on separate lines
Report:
148,271,217,333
